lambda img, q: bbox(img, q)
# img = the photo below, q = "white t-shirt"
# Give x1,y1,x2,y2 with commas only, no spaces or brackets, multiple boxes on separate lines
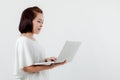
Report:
14,36,49,80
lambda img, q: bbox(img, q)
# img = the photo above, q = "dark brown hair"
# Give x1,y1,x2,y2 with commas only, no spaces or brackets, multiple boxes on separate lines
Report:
19,6,43,33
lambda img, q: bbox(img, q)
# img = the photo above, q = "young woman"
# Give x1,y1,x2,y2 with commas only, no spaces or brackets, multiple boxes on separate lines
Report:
14,6,66,80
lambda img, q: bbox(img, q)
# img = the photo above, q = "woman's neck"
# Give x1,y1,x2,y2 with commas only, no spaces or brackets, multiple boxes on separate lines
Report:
21,32,35,41
21,32,33,37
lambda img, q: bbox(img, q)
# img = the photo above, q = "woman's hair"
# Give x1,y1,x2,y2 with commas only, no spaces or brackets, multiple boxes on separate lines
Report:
19,6,43,33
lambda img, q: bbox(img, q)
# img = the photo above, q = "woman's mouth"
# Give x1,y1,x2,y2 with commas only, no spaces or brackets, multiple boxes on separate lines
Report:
38,28,40,30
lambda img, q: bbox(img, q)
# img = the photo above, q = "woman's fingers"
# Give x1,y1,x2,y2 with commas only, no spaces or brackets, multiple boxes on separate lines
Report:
45,57,57,62
50,57,57,61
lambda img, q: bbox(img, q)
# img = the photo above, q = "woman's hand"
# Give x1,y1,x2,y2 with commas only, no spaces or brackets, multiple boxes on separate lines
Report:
45,57,66,69
49,60,66,69
45,57,57,62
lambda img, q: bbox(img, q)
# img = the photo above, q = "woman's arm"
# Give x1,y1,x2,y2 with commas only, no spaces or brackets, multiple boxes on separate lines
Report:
23,65,52,73
23,60,66,73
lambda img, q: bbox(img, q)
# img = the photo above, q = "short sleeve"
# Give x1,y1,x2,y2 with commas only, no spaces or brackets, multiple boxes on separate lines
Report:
14,38,34,79
17,39,34,68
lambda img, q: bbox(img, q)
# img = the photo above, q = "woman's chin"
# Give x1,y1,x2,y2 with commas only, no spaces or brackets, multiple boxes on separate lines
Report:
34,32,40,34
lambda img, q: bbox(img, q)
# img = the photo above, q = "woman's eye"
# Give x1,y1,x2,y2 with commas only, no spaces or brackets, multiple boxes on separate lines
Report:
37,21,43,24
37,21,41,23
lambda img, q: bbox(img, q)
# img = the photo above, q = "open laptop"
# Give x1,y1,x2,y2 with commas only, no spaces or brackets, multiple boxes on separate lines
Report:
34,40,82,65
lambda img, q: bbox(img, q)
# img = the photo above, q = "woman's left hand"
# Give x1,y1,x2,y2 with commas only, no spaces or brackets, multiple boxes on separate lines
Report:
45,57,57,62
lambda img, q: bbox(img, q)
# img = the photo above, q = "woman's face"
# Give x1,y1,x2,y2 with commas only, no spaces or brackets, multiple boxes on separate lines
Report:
32,13,44,34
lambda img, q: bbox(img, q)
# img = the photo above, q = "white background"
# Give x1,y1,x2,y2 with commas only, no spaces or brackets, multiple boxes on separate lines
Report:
0,0,120,80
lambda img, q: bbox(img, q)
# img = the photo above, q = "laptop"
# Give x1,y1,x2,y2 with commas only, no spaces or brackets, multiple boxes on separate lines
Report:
34,40,82,65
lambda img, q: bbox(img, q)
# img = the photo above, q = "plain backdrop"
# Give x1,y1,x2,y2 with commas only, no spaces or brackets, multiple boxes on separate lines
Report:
0,0,120,80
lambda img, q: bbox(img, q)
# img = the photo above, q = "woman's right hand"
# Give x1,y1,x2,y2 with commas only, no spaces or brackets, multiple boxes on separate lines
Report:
49,60,66,69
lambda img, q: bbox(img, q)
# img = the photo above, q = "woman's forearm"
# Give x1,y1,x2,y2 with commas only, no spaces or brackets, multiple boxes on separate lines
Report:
23,65,52,73
23,61,66,73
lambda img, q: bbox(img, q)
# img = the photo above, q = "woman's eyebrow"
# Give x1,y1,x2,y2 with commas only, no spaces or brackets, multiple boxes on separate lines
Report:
38,18,43,21
38,19,44,22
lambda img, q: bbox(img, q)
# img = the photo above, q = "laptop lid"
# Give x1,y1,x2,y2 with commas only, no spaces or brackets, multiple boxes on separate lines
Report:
55,40,81,63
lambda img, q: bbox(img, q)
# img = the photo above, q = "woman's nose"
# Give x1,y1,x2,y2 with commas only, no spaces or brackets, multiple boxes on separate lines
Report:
40,24,43,27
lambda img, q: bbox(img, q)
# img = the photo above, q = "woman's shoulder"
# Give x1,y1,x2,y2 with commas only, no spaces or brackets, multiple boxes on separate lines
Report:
16,36,27,42
16,36,30,45
16,36,37,45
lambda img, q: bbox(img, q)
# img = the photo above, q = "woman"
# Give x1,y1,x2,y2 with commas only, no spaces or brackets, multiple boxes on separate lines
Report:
14,6,66,80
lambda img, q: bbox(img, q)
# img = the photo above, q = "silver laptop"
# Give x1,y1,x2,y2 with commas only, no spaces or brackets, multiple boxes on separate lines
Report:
34,40,82,65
